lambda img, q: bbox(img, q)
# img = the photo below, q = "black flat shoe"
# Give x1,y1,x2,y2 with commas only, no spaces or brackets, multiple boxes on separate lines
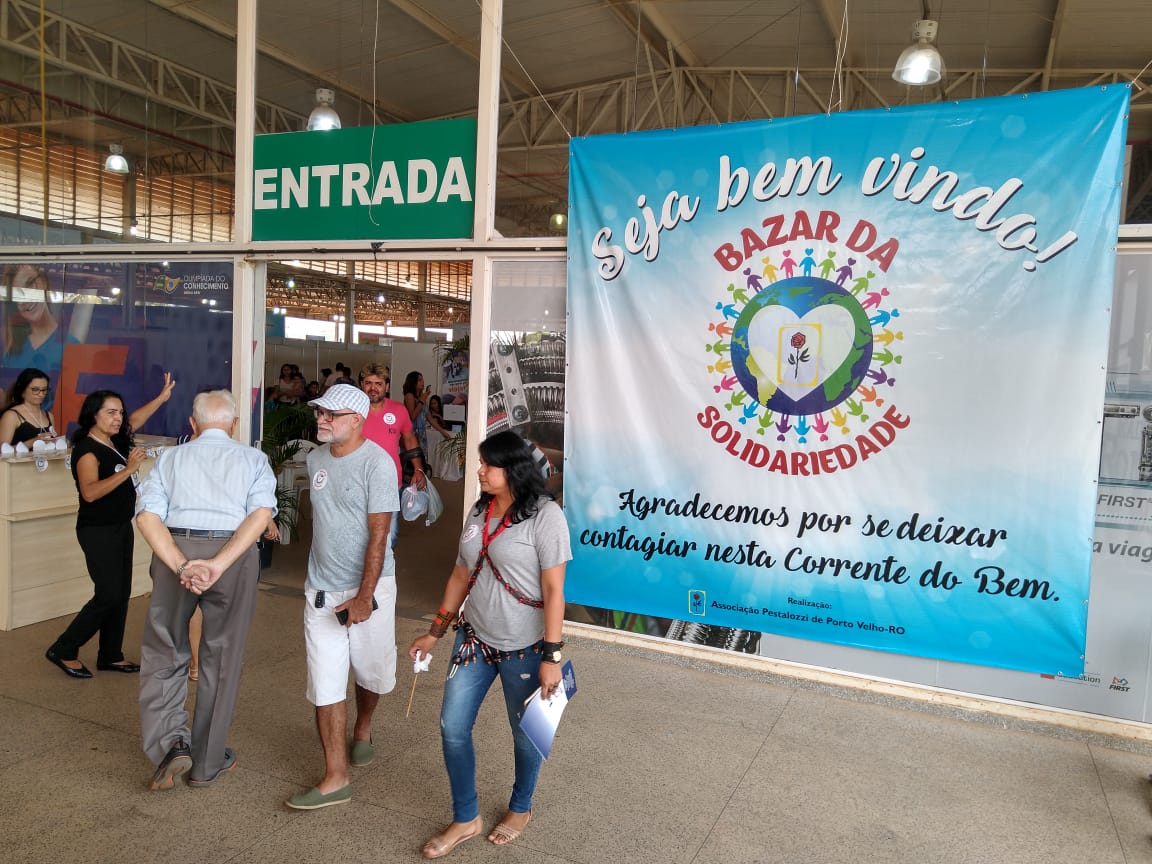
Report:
150,736,192,791
97,661,141,673
46,649,92,679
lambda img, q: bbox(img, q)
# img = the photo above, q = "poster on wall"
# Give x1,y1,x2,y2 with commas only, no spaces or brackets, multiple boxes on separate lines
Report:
565,85,1130,675
487,334,566,492
1,261,234,438
441,346,469,407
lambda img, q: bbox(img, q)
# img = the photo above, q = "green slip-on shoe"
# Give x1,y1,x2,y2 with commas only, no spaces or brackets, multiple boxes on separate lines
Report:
350,738,375,767
286,784,353,810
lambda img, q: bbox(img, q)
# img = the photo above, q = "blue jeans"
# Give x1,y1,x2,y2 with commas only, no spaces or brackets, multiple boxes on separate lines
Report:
440,627,543,822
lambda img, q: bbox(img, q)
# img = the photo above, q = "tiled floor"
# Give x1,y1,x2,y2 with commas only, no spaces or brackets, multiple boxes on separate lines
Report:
3,480,1152,863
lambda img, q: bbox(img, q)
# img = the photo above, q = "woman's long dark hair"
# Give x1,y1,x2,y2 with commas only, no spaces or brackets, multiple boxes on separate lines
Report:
472,430,551,524
71,390,134,452
402,370,422,397
4,367,50,409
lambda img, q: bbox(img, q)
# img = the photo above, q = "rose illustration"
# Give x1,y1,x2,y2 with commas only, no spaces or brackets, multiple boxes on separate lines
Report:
788,332,810,379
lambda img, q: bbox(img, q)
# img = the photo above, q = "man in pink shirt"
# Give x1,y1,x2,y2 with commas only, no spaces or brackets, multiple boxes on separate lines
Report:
359,363,426,547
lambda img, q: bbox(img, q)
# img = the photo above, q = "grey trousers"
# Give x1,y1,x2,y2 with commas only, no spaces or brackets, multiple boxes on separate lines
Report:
139,536,259,781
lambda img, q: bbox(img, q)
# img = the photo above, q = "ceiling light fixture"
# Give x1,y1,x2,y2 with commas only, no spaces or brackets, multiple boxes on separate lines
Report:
892,17,944,86
104,144,130,174
549,212,567,231
286,278,295,289
307,88,341,131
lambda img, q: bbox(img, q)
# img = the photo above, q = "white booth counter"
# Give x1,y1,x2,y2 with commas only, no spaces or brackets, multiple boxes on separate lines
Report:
0,438,170,631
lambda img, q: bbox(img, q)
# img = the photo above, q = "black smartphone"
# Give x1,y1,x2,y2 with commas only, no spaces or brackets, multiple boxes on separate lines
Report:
335,597,379,625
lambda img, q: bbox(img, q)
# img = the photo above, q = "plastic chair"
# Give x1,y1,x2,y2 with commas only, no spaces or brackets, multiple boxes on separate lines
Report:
288,439,318,458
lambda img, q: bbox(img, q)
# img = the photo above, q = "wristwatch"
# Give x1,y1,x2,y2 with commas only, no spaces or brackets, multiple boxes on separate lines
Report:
541,640,564,664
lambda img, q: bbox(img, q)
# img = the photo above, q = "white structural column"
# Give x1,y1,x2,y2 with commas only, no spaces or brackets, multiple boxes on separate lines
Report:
417,261,427,340
472,0,500,245
232,0,260,444
345,261,355,346
463,0,503,508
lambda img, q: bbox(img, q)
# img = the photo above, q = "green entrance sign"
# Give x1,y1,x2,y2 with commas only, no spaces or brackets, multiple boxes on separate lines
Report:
252,117,476,241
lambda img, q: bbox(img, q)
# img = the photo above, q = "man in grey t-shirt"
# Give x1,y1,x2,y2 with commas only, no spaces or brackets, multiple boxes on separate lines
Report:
286,384,400,811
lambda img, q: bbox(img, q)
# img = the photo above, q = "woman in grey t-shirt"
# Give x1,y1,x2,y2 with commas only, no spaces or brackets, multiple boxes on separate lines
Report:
409,431,571,859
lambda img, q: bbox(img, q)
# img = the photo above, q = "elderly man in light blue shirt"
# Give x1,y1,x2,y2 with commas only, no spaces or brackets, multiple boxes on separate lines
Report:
135,389,277,791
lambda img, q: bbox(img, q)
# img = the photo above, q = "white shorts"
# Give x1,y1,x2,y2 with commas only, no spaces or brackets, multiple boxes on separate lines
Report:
304,579,397,707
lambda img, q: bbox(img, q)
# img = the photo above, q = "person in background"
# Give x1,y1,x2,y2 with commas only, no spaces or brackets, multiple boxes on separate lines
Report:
324,364,344,391
305,380,321,400
188,607,202,682
0,367,57,447
426,395,462,481
359,363,426,548
44,374,177,679
273,364,303,406
402,370,431,459
409,431,571,858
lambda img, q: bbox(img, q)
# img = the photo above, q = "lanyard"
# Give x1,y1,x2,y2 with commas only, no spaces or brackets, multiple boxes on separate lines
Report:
465,499,543,609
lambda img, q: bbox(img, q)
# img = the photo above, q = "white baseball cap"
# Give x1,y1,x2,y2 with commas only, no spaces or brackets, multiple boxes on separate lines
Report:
308,383,369,418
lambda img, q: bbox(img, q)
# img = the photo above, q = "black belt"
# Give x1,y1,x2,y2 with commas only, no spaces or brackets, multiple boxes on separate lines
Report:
169,528,235,539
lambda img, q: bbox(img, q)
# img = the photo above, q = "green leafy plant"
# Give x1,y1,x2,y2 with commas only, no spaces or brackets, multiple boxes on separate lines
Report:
433,333,469,365
260,403,315,533
436,428,467,471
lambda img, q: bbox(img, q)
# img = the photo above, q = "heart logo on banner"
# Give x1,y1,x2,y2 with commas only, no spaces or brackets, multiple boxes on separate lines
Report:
746,303,856,402
728,277,874,415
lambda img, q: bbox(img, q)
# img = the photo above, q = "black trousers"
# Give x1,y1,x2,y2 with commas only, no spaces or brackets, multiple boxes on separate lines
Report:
49,521,134,665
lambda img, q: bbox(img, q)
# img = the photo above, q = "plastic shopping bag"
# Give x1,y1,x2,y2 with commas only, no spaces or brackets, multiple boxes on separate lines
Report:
424,479,444,525
400,485,429,522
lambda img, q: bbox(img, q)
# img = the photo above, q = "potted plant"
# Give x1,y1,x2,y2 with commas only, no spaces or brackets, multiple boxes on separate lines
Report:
259,403,316,566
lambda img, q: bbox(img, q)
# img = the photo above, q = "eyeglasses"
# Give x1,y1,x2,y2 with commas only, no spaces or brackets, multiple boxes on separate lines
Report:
314,408,359,422
27,386,50,395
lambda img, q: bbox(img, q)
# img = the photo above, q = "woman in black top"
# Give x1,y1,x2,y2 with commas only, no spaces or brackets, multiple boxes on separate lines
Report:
0,367,56,447
45,377,174,678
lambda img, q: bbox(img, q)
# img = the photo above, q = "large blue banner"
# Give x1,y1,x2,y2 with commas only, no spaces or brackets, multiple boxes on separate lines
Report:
565,86,1130,675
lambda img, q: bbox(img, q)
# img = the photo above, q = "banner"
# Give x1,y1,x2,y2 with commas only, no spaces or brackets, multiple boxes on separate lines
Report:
565,86,1130,674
